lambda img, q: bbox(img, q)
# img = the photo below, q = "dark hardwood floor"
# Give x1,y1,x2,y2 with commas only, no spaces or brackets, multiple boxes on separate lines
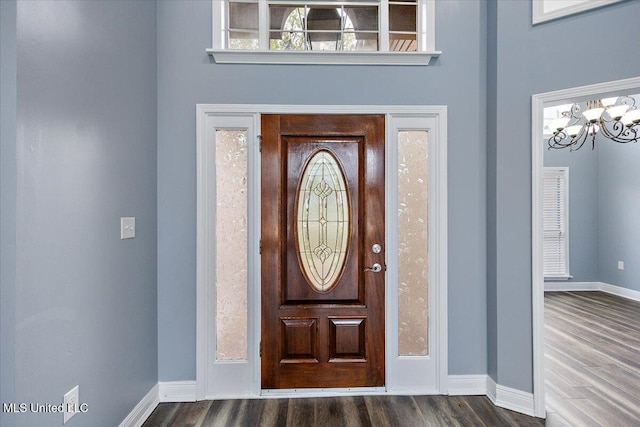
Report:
143,290,640,426
545,291,640,426
142,395,544,427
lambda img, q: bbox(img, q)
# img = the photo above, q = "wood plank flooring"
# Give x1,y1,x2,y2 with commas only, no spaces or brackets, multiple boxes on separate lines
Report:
143,290,640,426
545,291,640,426
142,395,544,427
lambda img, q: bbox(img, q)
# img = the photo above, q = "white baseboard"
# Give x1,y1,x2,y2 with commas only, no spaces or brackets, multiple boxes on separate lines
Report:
545,281,640,302
599,282,640,302
487,376,535,417
159,381,197,403
495,384,535,417
486,376,497,403
544,281,599,292
119,383,159,427
447,375,487,396
123,377,537,425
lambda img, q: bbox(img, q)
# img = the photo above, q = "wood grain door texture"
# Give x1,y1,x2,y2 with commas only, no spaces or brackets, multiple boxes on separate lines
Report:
261,114,386,389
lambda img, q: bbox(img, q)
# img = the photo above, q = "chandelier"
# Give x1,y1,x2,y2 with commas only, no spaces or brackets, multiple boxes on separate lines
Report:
547,96,640,151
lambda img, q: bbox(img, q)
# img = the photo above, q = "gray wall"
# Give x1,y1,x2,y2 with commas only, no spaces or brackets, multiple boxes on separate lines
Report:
9,1,158,425
1,1,18,426
4,1,637,415
598,138,640,291
157,0,488,380
488,0,640,392
544,144,599,283
545,129,640,290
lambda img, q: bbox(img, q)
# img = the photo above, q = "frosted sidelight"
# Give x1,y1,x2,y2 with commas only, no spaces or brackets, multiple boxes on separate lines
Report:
215,130,248,360
398,130,429,356
296,150,350,293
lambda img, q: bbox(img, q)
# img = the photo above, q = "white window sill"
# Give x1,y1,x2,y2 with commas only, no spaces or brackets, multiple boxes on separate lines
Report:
544,275,574,281
206,49,442,66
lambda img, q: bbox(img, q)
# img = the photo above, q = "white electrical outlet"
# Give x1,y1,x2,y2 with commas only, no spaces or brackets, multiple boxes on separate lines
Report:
618,261,625,270
121,217,136,239
63,385,79,424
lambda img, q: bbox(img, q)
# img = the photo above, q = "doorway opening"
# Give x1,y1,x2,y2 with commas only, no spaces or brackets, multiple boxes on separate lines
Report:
531,77,640,419
196,105,448,399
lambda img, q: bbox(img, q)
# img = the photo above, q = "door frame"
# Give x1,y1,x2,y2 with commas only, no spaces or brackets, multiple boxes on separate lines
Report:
196,104,448,400
530,76,640,418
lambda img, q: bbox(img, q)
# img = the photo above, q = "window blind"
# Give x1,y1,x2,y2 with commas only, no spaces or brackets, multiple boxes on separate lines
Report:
543,168,569,278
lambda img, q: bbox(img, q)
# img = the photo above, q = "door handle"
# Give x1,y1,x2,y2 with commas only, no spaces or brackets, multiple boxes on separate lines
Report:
364,263,383,273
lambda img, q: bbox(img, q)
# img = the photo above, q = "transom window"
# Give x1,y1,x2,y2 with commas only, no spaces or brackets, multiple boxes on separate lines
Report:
208,0,440,65
267,4,379,52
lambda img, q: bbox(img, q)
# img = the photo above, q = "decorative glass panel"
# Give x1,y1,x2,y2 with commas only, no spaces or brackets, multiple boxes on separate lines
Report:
398,130,429,356
296,150,350,293
215,130,248,360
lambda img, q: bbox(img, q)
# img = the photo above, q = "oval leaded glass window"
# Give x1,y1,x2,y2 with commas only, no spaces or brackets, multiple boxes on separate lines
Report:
296,150,350,293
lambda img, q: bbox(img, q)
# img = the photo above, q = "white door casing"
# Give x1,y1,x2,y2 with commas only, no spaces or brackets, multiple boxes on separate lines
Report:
531,76,640,418
196,104,448,399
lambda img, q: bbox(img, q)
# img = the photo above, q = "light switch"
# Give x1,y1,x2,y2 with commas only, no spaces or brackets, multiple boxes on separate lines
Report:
121,217,135,239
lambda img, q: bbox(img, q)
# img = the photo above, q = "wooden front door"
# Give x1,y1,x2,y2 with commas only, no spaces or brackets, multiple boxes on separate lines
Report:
261,114,385,389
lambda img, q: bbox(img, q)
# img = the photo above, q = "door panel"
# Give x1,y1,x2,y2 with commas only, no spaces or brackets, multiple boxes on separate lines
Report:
261,114,385,389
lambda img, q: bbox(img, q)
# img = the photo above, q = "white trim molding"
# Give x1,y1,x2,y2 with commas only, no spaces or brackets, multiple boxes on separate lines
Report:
486,376,497,404
447,375,488,396
196,104,448,400
487,377,535,418
159,381,198,403
385,111,448,395
531,76,640,419
532,0,624,25
196,112,259,400
544,281,600,292
206,50,441,66
600,282,640,302
122,377,540,426
450,375,535,417
118,384,159,427
545,281,640,302
495,385,535,417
